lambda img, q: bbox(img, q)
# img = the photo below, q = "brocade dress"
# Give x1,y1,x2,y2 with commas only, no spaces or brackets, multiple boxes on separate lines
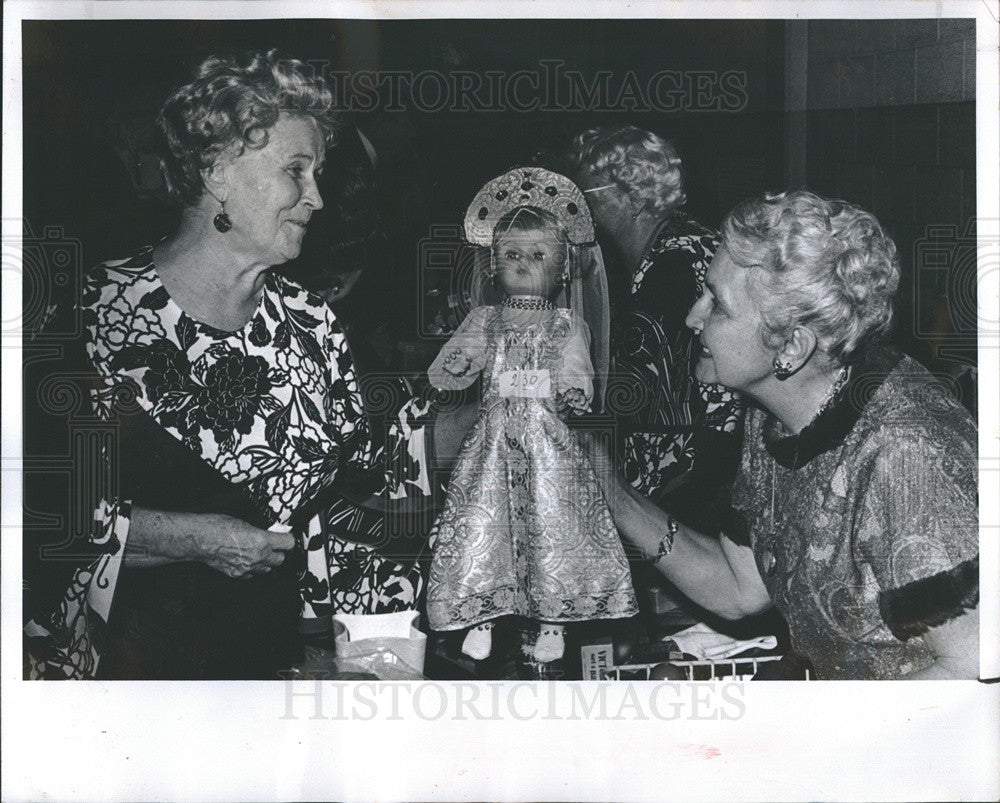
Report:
726,348,979,679
425,305,638,631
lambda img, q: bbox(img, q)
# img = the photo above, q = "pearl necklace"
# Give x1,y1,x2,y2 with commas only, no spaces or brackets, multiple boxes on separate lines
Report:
501,296,554,311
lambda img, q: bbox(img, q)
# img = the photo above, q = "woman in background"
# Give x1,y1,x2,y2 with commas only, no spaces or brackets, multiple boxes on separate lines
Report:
569,126,742,533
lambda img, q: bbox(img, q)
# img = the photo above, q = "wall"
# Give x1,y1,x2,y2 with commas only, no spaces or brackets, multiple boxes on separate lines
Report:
786,18,976,385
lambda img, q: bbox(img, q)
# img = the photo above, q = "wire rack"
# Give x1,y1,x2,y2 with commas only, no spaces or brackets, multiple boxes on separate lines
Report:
602,654,812,681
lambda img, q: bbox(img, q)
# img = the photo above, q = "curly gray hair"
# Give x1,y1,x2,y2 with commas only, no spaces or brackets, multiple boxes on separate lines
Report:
157,49,341,206
723,190,901,363
568,126,686,216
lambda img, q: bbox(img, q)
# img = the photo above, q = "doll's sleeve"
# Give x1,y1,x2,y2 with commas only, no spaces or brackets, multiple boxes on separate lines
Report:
427,306,490,391
557,315,595,410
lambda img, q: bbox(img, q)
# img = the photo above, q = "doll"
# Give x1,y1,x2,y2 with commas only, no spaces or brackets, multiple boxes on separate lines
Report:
425,167,638,663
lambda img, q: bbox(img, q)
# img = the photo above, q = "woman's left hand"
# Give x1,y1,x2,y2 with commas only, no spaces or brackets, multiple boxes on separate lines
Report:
906,605,981,679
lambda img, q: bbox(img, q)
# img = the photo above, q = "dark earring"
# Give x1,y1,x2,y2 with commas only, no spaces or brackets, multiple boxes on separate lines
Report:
556,272,570,287
772,357,793,380
213,200,232,233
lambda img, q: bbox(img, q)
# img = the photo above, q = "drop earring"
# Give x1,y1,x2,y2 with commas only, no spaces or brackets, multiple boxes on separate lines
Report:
213,199,232,233
772,357,793,380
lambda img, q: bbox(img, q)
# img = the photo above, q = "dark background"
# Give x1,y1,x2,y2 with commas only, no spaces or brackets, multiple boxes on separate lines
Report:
21,17,977,384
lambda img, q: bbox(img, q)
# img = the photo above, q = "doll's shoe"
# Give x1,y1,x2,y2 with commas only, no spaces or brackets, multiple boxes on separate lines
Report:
461,622,493,661
532,625,565,663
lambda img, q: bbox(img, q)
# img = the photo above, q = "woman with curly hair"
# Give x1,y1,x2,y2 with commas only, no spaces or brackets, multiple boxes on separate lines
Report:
24,51,385,679
586,190,979,679
569,126,742,533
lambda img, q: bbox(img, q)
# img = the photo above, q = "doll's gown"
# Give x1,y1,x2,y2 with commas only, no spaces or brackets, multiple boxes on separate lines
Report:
425,305,638,631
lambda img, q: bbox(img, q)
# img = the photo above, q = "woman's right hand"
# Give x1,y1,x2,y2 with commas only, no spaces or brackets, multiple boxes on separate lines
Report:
195,515,297,579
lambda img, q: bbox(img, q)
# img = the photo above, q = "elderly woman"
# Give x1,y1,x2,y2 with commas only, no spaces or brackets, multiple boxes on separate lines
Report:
24,51,377,679
569,126,741,531
588,190,979,679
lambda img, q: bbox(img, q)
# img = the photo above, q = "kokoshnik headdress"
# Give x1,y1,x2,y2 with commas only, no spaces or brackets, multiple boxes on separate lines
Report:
463,167,610,411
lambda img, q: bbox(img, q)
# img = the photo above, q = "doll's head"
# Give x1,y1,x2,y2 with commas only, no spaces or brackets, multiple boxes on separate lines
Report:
491,206,570,302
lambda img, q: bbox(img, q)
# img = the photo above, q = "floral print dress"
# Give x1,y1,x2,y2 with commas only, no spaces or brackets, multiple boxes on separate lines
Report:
24,247,382,679
613,211,743,531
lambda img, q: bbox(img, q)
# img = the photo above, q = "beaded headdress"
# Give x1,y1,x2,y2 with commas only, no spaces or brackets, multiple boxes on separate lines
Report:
464,167,596,246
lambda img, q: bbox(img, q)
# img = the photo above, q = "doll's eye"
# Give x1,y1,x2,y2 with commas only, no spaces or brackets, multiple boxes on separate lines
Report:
504,250,520,260
533,252,547,261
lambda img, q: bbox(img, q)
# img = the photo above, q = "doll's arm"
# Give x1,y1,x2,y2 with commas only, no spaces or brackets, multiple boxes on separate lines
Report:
427,307,489,391
556,317,595,415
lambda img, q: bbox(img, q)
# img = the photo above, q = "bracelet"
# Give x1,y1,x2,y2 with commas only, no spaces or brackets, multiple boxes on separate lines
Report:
647,514,679,565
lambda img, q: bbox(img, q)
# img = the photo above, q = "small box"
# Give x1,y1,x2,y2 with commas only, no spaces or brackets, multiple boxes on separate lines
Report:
580,639,614,680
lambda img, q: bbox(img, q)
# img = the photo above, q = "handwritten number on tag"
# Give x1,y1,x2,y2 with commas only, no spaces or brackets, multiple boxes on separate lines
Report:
498,369,551,398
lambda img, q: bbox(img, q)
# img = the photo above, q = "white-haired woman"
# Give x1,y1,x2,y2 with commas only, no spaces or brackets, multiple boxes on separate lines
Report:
24,51,383,680
569,126,741,532
587,190,979,679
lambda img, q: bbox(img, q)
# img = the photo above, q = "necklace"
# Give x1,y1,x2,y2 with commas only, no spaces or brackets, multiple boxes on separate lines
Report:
813,365,850,421
769,364,851,527
501,296,554,311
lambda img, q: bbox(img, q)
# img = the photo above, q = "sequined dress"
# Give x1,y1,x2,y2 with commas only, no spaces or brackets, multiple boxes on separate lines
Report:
425,305,638,630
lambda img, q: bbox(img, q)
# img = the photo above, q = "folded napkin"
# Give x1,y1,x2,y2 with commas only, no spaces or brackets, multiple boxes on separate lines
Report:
332,611,427,679
665,622,777,660
333,610,420,641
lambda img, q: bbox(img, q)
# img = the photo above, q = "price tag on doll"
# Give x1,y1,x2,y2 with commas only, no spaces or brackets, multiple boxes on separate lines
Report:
498,369,551,399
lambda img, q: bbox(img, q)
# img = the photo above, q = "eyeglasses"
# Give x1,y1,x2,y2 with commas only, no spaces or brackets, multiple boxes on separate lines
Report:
582,184,617,194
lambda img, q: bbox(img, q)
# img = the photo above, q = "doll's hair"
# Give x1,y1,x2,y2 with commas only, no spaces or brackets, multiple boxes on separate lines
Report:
492,206,570,247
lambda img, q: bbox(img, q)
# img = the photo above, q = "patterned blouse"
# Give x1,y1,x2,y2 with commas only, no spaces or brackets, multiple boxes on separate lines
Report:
612,210,742,529
25,247,378,679
728,348,979,679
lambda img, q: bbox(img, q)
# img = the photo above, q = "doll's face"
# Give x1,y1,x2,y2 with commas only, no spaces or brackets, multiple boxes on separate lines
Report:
493,227,568,299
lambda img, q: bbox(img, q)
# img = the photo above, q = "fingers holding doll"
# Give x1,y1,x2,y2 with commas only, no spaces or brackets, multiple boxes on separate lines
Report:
556,387,589,416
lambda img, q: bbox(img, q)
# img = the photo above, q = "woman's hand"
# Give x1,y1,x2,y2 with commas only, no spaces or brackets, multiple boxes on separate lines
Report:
905,606,980,679
556,387,589,416
570,434,773,620
195,515,297,579
125,508,296,578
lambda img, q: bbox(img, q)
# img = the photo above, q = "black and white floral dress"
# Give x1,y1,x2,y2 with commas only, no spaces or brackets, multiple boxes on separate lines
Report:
612,211,743,531
23,247,417,679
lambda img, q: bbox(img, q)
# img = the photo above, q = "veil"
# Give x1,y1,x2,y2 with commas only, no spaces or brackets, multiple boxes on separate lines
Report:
464,167,611,412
